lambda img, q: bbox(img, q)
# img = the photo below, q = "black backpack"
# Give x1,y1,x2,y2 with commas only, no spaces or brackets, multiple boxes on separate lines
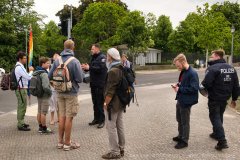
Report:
29,71,44,97
116,65,135,109
0,65,22,91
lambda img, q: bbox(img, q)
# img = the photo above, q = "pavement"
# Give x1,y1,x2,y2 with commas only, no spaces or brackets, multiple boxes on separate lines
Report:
1,82,240,160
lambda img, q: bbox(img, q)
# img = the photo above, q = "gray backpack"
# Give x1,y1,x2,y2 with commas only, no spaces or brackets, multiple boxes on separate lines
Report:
29,71,45,97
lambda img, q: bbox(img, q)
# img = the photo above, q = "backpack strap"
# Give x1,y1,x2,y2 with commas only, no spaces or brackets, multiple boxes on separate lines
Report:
64,57,75,66
59,57,63,65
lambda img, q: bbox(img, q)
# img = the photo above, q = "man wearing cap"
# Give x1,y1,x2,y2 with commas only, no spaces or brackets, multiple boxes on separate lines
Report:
81,44,107,128
102,48,126,159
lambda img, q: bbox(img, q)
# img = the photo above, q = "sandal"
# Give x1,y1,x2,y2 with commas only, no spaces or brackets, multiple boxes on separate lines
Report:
57,143,64,149
63,142,80,151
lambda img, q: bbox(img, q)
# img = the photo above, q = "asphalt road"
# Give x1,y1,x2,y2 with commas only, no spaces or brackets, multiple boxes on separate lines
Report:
0,69,206,115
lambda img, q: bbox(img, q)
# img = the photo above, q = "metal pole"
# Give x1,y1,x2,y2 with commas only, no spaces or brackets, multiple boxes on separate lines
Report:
70,5,72,30
231,32,234,65
67,18,71,39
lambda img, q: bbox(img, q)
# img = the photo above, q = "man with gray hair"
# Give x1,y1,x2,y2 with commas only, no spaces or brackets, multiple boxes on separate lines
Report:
49,39,83,151
102,48,125,159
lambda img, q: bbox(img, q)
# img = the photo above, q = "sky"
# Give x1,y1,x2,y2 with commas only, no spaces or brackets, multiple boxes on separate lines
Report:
33,0,237,28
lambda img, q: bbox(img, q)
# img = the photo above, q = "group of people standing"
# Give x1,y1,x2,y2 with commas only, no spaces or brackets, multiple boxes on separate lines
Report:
13,39,131,158
13,38,239,159
172,50,239,151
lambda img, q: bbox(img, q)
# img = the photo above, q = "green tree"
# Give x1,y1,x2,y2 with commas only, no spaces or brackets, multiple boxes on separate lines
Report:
56,5,78,36
0,0,44,71
39,21,66,56
73,2,127,48
116,11,151,60
211,1,240,56
167,21,195,53
153,15,173,52
56,0,128,37
196,3,231,66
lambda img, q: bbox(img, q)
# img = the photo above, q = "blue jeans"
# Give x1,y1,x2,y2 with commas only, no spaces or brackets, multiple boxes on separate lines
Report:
208,100,227,141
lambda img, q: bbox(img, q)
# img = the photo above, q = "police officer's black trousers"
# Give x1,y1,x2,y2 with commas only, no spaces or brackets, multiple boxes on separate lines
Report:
91,87,105,123
208,100,227,141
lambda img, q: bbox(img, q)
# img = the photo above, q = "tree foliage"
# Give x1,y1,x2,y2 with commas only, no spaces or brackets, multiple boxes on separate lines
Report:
0,0,44,71
73,2,127,48
56,0,128,37
39,21,66,57
153,15,173,52
116,11,151,56
167,21,195,53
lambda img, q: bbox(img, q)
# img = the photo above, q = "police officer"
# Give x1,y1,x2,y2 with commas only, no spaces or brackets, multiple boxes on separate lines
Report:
201,49,239,150
82,44,107,128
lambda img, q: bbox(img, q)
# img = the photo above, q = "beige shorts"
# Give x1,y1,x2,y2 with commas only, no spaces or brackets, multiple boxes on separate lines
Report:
57,95,79,117
37,97,50,114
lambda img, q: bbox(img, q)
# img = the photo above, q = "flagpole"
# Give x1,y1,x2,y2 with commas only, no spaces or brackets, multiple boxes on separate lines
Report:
25,28,28,70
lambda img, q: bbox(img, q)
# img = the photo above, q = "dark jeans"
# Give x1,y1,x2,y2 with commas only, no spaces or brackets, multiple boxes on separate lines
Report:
176,102,191,143
208,100,227,141
91,87,105,123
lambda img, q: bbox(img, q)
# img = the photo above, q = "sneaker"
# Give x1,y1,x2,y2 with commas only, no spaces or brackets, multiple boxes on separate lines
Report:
63,142,80,151
56,143,64,149
102,152,121,159
174,141,188,149
18,126,31,131
41,128,53,134
38,127,43,133
215,140,229,151
172,136,181,142
97,122,105,129
209,133,218,140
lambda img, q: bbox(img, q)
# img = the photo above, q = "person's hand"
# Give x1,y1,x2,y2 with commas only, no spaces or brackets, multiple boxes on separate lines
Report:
103,102,107,110
171,84,178,93
230,100,236,108
29,66,34,71
81,63,89,70
173,86,179,93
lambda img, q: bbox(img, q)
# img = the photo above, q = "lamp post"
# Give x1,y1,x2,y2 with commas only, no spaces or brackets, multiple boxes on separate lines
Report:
230,25,235,65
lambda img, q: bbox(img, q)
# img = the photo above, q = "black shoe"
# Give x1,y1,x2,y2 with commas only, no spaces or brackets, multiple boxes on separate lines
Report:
175,141,188,149
23,123,30,128
18,126,31,131
209,133,218,140
173,136,181,142
89,120,98,126
119,147,124,157
97,122,105,128
215,140,229,151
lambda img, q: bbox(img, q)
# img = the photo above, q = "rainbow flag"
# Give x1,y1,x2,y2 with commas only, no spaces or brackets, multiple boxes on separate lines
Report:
28,26,33,67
